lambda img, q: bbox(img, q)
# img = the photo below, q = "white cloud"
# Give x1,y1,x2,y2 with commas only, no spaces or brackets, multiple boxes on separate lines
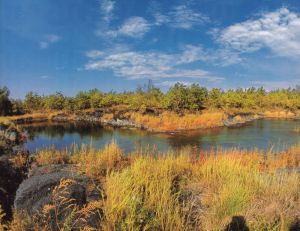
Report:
107,17,151,38
153,13,170,26
86,50,104,59
39,34,61,49
178,45,243,66
84,48,223,81
217,7,300,57
101,0,115,23
169,5,209,29
100,3,209,39
118,17,150,37
153,4,209,29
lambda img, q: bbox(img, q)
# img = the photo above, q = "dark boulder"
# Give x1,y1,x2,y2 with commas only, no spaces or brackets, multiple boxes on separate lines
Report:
14,165,88,215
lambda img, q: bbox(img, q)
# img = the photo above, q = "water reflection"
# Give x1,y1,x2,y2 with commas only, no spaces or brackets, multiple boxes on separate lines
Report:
21,119,300,153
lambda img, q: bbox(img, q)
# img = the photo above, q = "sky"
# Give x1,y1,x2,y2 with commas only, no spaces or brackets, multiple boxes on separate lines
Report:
1,0,300,98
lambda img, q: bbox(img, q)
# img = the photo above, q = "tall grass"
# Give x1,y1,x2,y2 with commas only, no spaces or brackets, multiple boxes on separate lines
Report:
72,140,128,179
35,146,71,166
192,150,300,230
102,154,192,230
128,111,227,132
11,142,300,230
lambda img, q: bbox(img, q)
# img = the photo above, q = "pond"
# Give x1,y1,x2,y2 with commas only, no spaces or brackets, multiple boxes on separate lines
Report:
21,119,300,154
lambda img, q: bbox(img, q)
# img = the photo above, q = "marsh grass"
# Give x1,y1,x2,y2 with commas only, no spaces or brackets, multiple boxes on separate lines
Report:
102,154,192,231
35,146,71,166
72,140,129,179
13,142,300,230
128,111,227,131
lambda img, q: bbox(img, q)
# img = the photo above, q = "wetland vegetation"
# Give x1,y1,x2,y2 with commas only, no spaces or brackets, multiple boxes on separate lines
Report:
0,84,299,230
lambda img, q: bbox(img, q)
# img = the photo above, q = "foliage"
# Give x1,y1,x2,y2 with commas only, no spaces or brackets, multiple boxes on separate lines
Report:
3,84,300,115
24,91,44,112
44,92,67,110
0,86,12,116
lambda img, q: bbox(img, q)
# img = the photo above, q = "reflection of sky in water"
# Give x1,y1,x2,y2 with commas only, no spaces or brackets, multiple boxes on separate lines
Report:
22,120,300,154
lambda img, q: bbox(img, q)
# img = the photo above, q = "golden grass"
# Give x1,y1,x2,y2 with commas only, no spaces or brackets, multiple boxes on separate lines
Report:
264,110,297,119
35,146,71,166
6,112,62,123
8,142,300,230
192,150,300,230
0,117,14,127
0,206,7,231
72,140,128,179
102,154,192,230
128,111,227,132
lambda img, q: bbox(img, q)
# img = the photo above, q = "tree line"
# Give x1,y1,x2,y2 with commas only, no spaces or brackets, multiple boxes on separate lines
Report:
0,83,300,116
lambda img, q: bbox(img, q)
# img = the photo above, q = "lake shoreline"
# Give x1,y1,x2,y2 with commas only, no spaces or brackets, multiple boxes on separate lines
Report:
7,109,300,133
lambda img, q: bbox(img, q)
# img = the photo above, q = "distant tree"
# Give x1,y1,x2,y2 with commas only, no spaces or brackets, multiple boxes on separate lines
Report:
89,89,103,109
0,86,12,115
24,92,44,112
207,88,223,108
102,92,119,107
11,99,25,115
45,92,67,110
186,84,208,110
165,83,188,112
74,92,91,110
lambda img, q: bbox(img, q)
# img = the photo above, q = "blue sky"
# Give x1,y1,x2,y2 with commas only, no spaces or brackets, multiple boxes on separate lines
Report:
1,0,300,98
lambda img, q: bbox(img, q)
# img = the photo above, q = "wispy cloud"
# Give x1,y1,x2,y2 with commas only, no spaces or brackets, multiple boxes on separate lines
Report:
168,5,209,29
100,0,115,23
100,3,209,39
40,75,49,79
86,50,104,59
84,48,223,81
106,17,151,38
153,4,209,29
39,34,61,49
178,45,242,66
216,7,300,57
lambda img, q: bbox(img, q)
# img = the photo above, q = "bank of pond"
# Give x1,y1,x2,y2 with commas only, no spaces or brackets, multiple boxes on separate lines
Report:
21,119,300,154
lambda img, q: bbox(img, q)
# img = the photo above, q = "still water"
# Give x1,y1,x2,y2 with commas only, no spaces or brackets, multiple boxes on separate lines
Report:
21,119,300,153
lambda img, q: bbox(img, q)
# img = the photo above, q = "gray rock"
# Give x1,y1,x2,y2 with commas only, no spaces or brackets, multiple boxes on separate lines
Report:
14,166,88,214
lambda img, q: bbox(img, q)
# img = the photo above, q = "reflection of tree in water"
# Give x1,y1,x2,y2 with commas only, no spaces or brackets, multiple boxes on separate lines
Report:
22,122,109,141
